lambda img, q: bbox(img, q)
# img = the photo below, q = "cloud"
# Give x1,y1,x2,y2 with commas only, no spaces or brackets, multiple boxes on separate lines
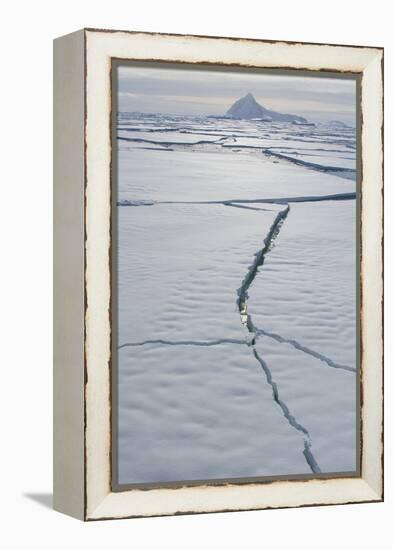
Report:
117,63,356,123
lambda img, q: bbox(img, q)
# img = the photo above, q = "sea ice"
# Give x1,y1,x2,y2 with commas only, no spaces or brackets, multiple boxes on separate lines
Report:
116,112,358,483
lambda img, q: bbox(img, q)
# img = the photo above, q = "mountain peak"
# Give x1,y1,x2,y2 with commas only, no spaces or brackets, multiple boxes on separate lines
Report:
240,93,259,105
226,93,307,123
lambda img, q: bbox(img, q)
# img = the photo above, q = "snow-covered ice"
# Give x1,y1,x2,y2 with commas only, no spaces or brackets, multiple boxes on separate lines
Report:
118,343,310,484
118,203,282,345
115,112,358,484
253,336,357,474
248,200,357,370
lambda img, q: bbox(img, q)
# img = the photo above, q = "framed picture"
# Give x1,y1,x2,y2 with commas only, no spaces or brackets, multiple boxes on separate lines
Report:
53,28,383,521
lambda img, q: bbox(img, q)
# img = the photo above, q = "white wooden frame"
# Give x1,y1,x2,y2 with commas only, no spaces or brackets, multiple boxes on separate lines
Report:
53,28,383,521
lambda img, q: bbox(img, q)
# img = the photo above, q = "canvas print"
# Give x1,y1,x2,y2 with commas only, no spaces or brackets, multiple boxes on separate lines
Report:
113,63,358,487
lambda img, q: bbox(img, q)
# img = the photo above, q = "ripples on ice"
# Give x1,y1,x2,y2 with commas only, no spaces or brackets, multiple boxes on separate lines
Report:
116,113,358,484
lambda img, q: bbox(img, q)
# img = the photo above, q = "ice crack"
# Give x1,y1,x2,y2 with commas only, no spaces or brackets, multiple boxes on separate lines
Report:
118,338,246,350
236,203,321,474
255,328,356,373
237,205,290,342
252,349,321,474
117,192,356,207
263,149,356,180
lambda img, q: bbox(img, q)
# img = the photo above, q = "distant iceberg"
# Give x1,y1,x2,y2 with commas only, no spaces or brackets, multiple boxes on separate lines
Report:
226,93,307,123
328,120,352,128
291,120,315,127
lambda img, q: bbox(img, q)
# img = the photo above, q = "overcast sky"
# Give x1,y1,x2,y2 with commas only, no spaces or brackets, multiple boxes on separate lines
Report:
118,64,357,125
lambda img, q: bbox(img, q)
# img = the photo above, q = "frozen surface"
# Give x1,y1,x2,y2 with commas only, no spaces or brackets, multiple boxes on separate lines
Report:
118,343,309,484
253,336,357,473
118,203,281,344
116,112,358,484
117,148,355,203
248,201,356,369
